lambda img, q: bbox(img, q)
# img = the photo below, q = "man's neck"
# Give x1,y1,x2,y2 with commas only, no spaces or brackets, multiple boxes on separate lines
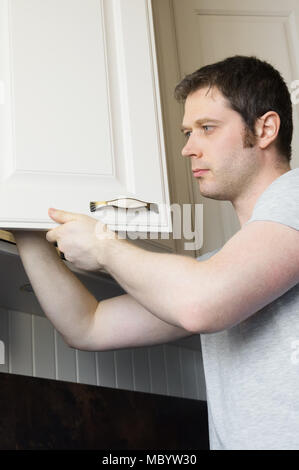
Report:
233,165,291,227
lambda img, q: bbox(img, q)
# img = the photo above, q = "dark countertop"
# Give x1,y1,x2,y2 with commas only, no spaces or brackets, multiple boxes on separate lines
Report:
0,371,209,450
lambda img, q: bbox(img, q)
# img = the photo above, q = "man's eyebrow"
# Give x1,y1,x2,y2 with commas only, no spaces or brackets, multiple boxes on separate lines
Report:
180,118,222,132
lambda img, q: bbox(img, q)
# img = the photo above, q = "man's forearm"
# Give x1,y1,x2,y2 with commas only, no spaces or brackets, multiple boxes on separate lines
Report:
13,231,98,345
100,238,206,332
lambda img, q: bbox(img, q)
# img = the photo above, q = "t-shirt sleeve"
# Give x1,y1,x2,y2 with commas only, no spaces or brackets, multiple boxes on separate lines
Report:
196,248,220,262
243,169,299,231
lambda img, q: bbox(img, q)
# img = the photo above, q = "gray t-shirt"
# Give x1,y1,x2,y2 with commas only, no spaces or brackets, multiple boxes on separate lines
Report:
197,168,299,450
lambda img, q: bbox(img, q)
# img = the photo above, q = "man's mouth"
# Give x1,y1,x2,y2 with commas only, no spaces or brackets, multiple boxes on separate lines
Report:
192,169,209,177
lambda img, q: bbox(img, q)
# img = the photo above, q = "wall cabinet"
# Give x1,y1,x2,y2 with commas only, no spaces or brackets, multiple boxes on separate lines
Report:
0,0,172,237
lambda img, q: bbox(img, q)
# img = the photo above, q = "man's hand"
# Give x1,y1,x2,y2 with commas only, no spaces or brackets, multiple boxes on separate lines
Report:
46,208,116,271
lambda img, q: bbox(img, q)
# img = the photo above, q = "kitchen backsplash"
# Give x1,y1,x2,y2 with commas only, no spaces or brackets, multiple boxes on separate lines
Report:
0,306,206,401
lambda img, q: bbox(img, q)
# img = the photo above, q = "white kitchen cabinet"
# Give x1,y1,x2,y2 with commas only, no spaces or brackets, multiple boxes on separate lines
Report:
0,0,172,235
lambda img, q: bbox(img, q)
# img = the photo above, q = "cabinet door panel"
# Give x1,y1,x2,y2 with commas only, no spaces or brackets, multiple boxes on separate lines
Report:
0,0,171,233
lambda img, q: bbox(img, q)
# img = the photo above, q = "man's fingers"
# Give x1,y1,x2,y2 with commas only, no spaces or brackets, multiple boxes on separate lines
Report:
46,229,58,244
47,207,85,244
48,208,77,224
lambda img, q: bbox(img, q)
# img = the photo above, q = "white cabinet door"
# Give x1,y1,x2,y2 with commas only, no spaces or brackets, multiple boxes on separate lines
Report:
0,0,171,233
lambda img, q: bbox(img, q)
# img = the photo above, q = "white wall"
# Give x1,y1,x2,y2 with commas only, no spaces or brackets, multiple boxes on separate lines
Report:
0,306,206,401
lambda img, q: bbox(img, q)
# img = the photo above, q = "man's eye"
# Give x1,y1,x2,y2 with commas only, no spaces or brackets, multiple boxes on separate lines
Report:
202,125,214,132
184,131,191,139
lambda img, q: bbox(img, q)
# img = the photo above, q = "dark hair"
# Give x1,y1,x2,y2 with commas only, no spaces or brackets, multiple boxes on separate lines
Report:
174,55,293,162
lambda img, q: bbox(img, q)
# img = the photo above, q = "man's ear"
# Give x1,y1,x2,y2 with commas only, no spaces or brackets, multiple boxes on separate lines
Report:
255,111,280,150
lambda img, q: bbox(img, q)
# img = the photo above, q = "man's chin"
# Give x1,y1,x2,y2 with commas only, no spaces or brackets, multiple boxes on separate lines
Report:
198,185,229,201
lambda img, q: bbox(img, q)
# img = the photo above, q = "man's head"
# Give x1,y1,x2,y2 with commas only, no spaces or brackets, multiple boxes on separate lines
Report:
175,56,292,201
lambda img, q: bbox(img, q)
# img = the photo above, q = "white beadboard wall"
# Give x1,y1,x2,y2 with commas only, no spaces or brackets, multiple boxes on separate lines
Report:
0,306,206,401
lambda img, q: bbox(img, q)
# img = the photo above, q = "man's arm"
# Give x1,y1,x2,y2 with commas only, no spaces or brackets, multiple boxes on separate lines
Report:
98,221,299,334
13,231,192,350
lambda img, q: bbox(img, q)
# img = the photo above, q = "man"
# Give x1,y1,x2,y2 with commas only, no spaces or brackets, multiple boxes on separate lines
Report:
13,56,299,450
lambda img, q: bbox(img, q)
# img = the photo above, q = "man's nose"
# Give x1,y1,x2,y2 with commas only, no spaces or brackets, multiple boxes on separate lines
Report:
181,135,203,159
